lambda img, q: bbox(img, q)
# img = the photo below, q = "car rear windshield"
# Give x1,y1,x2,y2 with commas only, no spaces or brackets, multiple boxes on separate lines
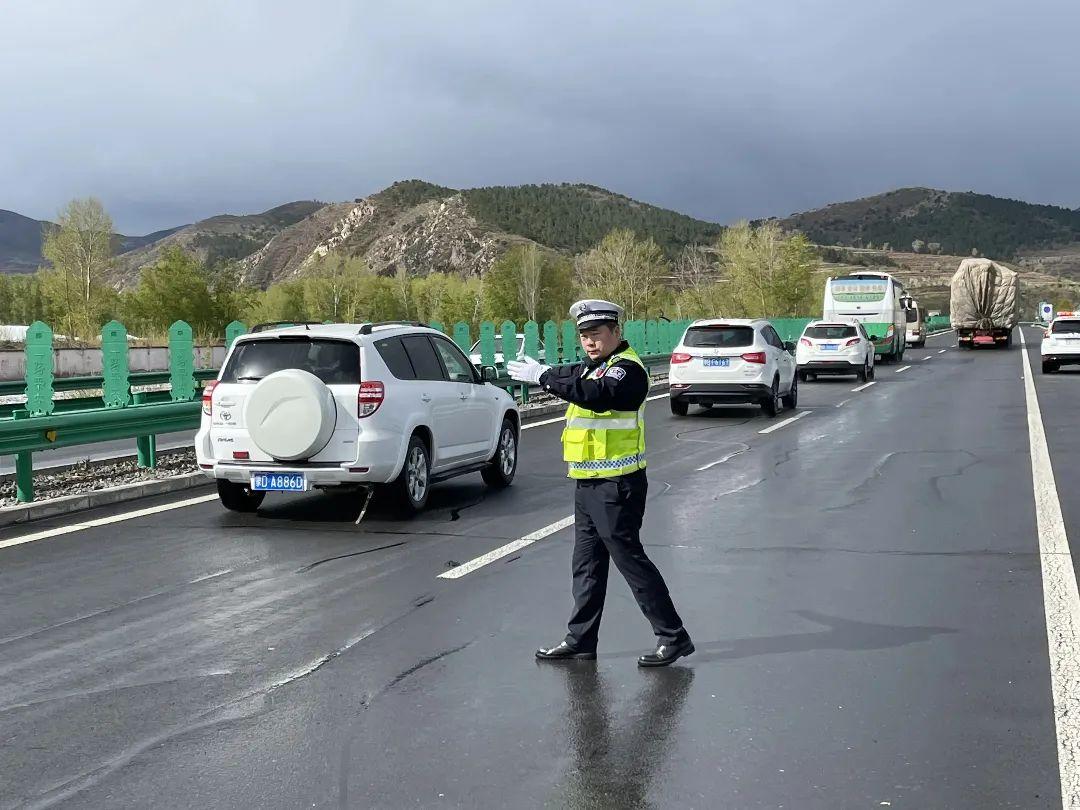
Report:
220,338,360,384
683,326,754,348
905,309,920,323
805,325,857,340
1052,320,1080,334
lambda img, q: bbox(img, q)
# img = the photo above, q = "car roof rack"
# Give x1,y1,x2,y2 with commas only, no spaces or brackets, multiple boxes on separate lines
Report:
249,321,324,333
358,321,428,335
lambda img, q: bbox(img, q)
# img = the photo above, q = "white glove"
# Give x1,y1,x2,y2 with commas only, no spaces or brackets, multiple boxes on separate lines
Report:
507,355,551,384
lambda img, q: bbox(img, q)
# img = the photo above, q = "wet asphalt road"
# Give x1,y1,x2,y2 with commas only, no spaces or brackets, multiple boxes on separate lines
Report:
0,328,1071,809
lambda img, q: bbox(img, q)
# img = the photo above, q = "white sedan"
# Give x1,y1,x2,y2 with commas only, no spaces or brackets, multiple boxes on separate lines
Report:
796,321,875,382
1042,316,1080,373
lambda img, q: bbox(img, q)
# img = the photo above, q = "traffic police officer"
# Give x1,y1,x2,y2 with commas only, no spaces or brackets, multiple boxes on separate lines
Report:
508,300,694,667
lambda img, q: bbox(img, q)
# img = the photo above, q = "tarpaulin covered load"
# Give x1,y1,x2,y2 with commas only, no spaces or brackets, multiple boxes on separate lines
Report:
949,259,1019,330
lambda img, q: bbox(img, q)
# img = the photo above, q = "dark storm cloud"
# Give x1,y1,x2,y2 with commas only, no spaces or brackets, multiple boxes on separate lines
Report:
1,0,1076,234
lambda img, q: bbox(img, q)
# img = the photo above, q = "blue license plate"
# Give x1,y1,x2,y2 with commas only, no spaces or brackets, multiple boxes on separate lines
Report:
251,472,306,492
704,358,730,367
823,343,839,350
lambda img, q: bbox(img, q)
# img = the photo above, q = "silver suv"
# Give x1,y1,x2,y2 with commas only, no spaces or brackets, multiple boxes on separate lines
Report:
196,321,520,515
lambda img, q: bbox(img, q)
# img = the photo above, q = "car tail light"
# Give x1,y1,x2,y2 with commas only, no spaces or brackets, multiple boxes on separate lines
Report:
844,338,860,347
799,338,812,347
202,380,219,416
358,381,384,417
741,351,767,364
670,352,692,364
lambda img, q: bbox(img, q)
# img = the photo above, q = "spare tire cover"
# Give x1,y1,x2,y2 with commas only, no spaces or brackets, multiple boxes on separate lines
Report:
244,369,337,461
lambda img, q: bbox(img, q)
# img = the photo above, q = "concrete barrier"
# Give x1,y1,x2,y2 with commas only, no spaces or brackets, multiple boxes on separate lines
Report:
0,346,227,381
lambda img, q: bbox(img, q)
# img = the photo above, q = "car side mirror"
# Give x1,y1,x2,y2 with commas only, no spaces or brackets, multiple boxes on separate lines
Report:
784,341,796,354
480,365,499,383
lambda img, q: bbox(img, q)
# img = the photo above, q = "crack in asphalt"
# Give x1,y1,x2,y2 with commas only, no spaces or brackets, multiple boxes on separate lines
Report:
295,542,407,573
673,418,754,442
927,451,983,501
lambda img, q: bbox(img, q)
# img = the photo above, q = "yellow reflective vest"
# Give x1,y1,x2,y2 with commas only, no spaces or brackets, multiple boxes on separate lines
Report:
561,347,647,479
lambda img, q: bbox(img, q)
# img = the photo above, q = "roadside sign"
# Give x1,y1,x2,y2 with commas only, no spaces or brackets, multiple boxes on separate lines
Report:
1039,302,1053,322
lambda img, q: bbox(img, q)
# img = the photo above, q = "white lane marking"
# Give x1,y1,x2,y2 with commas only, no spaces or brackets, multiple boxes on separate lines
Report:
938,349,948,354
438,515,575,579
757,410,810,435
921,355,933,361
1019,327,1080,806
835,399,851,408
521,393,668,431
522,415,565,430
851,381,877,392
695,447,748,472
188,568,233,585
895,365,912,373
0,494,219,551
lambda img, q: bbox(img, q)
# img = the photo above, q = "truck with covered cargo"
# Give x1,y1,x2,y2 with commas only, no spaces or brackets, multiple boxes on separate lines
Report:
949,259,1019,348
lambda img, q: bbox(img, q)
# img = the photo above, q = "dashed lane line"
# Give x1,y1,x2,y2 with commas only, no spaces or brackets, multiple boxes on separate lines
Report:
0,494,220,551
1019,327,1080,807
437,515,576,579
851,381,877,392
938,349,948,354
835,399,851,408
895,365,912,374
921,355,933,361
757,410,810,435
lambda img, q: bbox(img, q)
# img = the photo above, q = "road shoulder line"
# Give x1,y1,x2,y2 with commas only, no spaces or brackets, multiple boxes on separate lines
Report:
1019,327,1080,806
437,515,575,579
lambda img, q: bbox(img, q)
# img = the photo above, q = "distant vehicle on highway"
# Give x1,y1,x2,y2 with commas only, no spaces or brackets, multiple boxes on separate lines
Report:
905,300,926,347
950,258,1019,349
669,318,798,417
822,271,907,363
196,322,520,515
1041,315,1080,373
795,320,875,382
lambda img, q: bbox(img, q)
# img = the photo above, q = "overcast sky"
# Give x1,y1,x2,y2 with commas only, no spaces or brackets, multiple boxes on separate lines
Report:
1,0,1076,234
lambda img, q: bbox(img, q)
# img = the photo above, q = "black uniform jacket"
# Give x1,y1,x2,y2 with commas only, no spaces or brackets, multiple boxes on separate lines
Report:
537,340,649,412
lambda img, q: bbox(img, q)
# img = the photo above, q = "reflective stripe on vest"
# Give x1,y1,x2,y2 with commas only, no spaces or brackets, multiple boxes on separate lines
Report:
562,347,647,480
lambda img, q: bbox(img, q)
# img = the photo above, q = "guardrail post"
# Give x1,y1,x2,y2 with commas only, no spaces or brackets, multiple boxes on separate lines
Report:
479,322,496,367
15,449,33,503
543,320,559,365
24,321,55,417
132,391,157,468
101,321,130,408
169,320,196,402
561,320,578,363
225,321,246,350
452,322,471,355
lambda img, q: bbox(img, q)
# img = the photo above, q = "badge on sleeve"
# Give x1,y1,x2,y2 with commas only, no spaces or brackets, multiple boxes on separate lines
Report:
606,366,627,381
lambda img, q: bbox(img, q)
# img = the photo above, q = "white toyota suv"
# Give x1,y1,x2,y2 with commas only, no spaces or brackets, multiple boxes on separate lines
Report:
668,319,798,417
1042,316,1080,373
196,321,520,515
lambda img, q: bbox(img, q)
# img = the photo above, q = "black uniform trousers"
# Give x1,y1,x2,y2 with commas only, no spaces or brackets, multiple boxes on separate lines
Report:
565,469,687,650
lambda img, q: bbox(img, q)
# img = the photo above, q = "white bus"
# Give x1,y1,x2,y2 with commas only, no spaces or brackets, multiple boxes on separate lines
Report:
822,272,908,362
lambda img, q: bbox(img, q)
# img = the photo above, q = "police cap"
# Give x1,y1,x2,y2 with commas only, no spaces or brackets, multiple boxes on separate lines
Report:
570,299,624,331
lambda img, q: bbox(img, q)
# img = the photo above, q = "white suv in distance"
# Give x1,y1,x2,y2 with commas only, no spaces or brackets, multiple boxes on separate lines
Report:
668,319,798,417
796,320,875,382
196,321,520,515
1042,316,1080,373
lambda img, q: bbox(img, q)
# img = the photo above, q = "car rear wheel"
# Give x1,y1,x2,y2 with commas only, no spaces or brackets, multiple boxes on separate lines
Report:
390,435,430,516
761,377,780,417
670,397,689,416
482,419,518,489
781,373,798,410
216,479,266,513
1043,360,1058,374
858,359,870,382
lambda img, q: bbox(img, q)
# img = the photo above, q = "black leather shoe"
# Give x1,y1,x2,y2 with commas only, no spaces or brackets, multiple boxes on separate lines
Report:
535,641,596,661
637,639,695,668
